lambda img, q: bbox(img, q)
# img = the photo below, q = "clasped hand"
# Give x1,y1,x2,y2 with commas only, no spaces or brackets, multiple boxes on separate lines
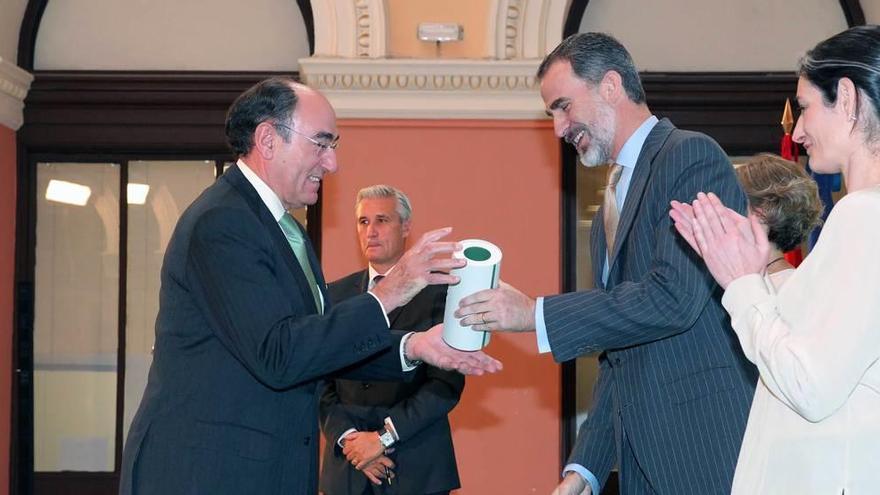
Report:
669,192,770,289
342,431,395,485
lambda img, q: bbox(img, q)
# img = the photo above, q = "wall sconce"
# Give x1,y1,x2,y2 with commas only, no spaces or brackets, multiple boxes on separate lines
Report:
418,22,463,57
417,23,464,43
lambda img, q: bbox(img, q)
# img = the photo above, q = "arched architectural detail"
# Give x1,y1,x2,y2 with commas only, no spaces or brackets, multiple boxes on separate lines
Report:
312,0,388,58
301,0,569,119
0,56,33,129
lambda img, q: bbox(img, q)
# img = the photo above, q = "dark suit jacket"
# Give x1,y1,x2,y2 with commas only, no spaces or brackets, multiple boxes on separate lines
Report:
319,270,463,494
545,119,758,494
119,165,414,495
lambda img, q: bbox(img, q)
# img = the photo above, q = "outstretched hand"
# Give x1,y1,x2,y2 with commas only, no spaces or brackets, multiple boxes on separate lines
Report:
455,281,536,332
370,227,465,312
406,325,503,375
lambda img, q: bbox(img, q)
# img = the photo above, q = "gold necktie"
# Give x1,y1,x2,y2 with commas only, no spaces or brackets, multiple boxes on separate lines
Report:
603,163,624,252
278,213,323,314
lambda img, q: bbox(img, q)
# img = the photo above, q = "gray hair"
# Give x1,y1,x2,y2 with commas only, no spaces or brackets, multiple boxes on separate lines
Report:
537,32,646,104
356,184,412,223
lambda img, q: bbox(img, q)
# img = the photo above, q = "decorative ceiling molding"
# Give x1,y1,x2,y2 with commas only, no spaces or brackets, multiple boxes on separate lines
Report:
300,58,545,119
302,0,568,119
312,0,388,58
0,57,34,130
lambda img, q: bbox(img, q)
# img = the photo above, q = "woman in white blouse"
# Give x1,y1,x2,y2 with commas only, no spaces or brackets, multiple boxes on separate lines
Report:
670,25,880,494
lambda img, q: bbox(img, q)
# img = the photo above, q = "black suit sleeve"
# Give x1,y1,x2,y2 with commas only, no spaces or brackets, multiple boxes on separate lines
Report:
386,287,464,442
319,379,357,450
187,207,405,389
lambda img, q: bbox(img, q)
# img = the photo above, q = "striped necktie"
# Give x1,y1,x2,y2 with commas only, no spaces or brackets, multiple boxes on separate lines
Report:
278,213,323,313
603,163,624,252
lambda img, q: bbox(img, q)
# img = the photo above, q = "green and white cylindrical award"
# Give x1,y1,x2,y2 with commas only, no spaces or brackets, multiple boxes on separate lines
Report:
442,239,502,351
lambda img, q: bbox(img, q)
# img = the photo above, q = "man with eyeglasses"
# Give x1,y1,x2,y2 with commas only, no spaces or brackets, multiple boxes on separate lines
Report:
119,77,501,495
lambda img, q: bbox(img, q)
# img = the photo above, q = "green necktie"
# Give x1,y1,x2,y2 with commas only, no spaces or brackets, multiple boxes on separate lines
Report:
278,213,323,314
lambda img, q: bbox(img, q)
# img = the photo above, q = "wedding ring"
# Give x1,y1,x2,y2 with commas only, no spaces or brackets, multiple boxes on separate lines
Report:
480,312,487,325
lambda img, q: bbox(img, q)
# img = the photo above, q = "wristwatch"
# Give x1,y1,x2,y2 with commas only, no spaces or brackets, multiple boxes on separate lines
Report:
377,427,396,449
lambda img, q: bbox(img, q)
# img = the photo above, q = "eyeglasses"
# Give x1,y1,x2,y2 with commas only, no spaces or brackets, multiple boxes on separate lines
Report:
273,123,339,153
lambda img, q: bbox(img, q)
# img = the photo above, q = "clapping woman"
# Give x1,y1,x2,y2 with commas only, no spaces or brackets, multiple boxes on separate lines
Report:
670,26,880,494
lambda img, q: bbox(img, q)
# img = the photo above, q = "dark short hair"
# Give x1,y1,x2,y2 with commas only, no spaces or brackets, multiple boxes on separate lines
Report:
225,77,299,157
737,154,823,252
798,25,880,143
537,32,646,104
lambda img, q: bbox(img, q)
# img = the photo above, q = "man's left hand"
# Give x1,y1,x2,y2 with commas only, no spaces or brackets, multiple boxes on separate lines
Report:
406,325,503,375
343,431,385,470
455,280,536,332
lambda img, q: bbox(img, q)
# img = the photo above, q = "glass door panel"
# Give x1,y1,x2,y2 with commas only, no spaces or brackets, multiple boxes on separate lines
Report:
34,162,120,472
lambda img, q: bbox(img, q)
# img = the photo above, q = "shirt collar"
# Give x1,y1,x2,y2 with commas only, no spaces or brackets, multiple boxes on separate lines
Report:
368,264,396,281
237,159,287,222
615,115,659,170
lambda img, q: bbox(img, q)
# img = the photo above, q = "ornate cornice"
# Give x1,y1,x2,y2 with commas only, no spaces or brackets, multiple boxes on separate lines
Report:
0,57,33,130
299,57,545,119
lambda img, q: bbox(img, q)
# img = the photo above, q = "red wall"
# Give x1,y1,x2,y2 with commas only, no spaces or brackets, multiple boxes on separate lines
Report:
0,125,16,495
323,119,562,493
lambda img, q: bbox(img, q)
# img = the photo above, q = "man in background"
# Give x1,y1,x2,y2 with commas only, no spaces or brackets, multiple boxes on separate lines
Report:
320,185,463,494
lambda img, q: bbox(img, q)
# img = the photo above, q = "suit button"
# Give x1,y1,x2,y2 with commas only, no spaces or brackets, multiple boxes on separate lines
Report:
367,339,375,350
614,358,622,365
362,383,371,390
303,436,311,446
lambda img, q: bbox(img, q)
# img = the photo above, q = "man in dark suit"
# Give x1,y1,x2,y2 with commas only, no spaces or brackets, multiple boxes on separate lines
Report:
320,185,463,494
119,78,500,495
457,33,757,494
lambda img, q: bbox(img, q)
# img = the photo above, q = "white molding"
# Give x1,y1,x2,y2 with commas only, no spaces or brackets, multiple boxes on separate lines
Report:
299,57,547,119
312,0,388,58
0,57,33,130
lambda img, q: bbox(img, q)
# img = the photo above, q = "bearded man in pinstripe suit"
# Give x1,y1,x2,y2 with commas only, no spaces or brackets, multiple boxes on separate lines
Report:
457,33,757,495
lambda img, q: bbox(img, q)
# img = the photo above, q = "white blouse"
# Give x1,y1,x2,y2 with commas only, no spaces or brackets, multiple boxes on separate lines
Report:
725,187,880,495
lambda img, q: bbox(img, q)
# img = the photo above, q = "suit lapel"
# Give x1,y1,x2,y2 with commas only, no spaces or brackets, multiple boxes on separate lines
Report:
223,165,324,314
607,119,676,271
590,212,605,288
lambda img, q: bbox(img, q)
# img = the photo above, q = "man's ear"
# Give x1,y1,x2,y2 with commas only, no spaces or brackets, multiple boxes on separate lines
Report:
401,220,412,239
600,70,624,104
254,122,277,159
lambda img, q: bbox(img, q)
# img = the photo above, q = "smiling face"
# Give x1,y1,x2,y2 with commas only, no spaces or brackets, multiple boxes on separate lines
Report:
792,76,851,174
264,86,339,210
540,60,617,168
356,196,410,271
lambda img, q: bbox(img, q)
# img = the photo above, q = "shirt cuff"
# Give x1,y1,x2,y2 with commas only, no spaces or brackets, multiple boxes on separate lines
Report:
535,297,552,354
721,273,770,318
399,332,419,371
563,464,600,495
366,290,391,327
337,428,357,448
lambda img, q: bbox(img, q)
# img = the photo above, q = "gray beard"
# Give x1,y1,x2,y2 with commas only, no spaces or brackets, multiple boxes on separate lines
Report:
578,141,612,168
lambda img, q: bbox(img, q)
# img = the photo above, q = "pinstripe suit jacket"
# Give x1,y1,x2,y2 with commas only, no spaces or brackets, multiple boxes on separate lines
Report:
545,119,758,494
